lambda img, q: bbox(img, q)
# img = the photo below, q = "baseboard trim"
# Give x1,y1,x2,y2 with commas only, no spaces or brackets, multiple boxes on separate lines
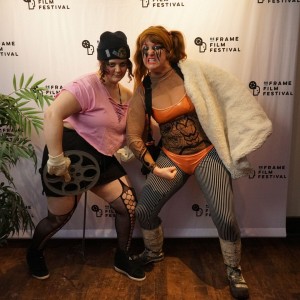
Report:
286,217,300,236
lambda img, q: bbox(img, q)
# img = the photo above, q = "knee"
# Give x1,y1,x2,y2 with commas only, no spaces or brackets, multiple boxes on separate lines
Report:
135,203,146,221
135,203,162,230
135,203,153,228
47,205,76,230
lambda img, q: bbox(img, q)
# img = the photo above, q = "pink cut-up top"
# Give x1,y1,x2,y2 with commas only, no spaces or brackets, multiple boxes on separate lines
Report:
62,73,129,156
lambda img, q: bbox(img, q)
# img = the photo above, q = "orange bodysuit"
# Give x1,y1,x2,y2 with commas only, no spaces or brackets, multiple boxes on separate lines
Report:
152,95,214,175
152,94,195,124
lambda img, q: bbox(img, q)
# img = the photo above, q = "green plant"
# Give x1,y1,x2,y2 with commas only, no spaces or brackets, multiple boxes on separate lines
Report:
0,74,53,245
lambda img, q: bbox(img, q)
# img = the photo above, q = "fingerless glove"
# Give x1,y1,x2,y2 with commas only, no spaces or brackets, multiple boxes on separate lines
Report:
47,153,71,182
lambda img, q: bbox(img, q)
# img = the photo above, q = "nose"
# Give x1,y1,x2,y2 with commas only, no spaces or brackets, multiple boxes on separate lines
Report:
142,47,154,58
114,64,122,72
148,47,156,55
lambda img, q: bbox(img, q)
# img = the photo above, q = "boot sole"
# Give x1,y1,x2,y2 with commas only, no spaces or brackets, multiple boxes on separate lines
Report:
31,273,50,280
114,266,146,281
143,256,164,265
229,283,249,299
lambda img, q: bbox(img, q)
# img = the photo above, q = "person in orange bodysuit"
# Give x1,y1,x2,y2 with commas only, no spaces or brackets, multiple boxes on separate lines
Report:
126,25,272,299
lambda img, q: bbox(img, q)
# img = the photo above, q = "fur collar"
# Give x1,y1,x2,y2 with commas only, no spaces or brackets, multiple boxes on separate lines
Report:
179,59,272,178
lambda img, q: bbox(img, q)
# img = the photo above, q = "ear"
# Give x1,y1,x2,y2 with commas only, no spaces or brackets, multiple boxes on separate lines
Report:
166,47,173,58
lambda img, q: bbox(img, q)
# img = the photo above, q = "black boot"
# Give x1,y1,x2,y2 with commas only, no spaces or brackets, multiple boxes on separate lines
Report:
114,248,146,281
26,248,50,280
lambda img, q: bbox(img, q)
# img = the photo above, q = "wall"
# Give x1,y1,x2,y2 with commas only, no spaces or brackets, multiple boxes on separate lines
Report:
1,0,299,237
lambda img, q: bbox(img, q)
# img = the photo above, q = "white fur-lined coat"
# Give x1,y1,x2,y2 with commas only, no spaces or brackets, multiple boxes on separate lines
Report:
179,59,272,179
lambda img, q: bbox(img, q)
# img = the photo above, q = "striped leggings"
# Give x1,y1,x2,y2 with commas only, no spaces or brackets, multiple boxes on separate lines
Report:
135,147,240,242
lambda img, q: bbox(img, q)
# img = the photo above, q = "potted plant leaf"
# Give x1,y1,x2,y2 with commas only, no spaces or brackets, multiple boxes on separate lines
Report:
0,74,53,245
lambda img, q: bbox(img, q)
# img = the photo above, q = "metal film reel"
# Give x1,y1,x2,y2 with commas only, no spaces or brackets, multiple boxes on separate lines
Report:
43,150,100,196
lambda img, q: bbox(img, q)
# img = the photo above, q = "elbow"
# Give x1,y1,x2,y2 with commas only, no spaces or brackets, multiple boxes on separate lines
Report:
44,106,62,125
44,106,53,122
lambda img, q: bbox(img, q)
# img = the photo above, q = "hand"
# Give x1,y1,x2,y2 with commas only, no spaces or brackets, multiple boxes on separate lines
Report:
153,166,177,180
116,146,134,162
47,153,71,182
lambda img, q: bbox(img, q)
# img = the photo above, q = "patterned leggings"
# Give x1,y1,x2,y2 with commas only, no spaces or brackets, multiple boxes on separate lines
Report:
135,148,240,242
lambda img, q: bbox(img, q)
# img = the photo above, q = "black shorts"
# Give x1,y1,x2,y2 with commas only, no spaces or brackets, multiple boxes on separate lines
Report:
40,127,127,197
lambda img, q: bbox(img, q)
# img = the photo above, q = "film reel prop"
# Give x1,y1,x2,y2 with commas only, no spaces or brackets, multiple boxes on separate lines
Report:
43,150,100,195
43,150,100,258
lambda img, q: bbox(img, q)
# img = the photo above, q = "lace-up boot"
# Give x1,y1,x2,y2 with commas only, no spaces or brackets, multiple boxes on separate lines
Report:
132,247,164,265
227,266,249,299
132,225,164,265
219,238,249,299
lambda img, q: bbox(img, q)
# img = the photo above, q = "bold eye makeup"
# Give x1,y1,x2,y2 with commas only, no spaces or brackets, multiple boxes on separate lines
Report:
141,44,165,60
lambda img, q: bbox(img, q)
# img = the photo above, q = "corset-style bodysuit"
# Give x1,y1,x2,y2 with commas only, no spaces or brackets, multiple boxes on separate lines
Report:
152,94,213,174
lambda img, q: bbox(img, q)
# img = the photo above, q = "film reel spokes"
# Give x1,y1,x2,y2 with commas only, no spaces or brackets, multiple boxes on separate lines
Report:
43,150,100,196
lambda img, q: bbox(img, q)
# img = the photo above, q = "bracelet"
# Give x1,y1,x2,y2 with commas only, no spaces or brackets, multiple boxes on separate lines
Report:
143,160,157,173
48,152,64,159
149,162,157,173
48,152,65,165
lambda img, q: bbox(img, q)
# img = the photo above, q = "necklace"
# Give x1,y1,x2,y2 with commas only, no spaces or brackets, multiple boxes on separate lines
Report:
150,68,174,83
118,84,122,105
103,82,122,104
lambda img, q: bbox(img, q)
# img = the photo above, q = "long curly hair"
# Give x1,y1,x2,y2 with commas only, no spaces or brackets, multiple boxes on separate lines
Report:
133,25,187,88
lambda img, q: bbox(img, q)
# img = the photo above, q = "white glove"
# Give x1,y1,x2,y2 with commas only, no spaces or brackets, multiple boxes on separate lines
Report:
47,152,71,182
116,146,134,162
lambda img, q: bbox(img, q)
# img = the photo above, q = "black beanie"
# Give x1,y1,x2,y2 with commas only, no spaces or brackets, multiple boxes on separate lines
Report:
97,31,130,60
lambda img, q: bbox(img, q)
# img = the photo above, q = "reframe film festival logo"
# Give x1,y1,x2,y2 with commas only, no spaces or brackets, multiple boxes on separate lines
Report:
45,83,63,96
192,204,211,218
248,80,294,97
82,40,95,56
140,0,186,8
91,204,116,219
0,41,18,57
194,36,241,54
249,165,287,180
23,0,70,10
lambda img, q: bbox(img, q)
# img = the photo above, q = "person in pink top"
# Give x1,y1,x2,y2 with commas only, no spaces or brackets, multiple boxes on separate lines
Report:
26,31,145,281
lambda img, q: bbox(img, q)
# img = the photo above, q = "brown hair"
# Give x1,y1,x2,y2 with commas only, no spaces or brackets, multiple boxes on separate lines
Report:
98,59,134,83
133,25,187,87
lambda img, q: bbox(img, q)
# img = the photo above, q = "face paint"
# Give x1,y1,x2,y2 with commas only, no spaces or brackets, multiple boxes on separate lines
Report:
141,44,165,61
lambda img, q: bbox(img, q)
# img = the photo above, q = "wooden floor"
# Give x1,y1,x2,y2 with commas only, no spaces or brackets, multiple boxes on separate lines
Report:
0,237,300,300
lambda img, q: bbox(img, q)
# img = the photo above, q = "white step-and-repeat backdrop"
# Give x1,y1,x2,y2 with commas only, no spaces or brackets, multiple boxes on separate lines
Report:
1,0,299,238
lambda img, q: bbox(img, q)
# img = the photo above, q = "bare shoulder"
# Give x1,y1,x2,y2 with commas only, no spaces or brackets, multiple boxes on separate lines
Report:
120,84,133,103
